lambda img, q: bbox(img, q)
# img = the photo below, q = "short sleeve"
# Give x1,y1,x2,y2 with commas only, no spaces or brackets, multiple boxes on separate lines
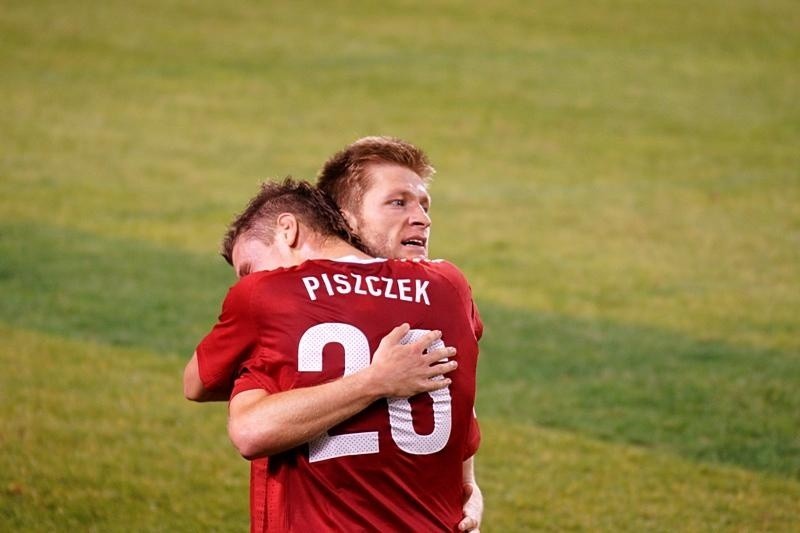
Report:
231,370,267,399
431,260,483,341
196,278,259,394
468,298,483,341
463,409,481,459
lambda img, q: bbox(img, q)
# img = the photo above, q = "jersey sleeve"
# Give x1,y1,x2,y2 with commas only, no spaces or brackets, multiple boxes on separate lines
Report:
463,410,481,459
231,369,267,399
195,277,259,394
230,359,286,398
431,260,483,341
469,296,483,341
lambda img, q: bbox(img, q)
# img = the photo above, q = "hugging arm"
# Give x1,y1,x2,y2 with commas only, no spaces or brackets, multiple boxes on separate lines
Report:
228,324,458,458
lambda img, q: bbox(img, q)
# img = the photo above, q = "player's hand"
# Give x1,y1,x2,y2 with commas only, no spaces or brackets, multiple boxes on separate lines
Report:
458,482,483,532
368,323,457,398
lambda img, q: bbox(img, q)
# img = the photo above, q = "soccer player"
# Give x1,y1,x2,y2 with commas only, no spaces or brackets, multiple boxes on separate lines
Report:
198,180,482,531
317,136,483,531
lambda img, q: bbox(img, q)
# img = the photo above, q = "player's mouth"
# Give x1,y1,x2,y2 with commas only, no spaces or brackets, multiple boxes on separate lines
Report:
401,237,427,249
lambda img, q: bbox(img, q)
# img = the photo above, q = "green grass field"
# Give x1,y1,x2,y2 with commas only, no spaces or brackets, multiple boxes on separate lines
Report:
2,0,799,530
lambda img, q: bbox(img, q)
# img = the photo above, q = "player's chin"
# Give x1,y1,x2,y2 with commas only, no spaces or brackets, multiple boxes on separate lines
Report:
395,245,427,260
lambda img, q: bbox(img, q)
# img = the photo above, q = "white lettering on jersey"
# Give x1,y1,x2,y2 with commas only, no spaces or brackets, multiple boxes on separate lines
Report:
353,274,368,295
416,280,430,306
397,279,412,302
300,274,431,306
381,277,397,299
365,276,381,296
302,276,321,301
333,273,352,294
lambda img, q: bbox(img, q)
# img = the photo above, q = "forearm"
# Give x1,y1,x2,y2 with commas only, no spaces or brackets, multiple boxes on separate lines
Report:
229,370,383,459
229,324,456,459
462,456,477,484
459,456,483,532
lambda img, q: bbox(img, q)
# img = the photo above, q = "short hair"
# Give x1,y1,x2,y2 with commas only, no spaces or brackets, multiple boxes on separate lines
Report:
220,178,361,265
316,136,435,216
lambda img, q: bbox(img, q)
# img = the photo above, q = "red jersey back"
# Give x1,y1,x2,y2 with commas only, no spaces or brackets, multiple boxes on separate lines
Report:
197,258,481,532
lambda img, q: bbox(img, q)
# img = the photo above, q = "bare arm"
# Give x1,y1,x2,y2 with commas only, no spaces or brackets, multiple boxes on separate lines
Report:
459,456,483,532
228,324,457,459
183,352,230,402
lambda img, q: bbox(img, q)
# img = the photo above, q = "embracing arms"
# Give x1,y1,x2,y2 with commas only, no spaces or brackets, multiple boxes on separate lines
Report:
226,324,456,459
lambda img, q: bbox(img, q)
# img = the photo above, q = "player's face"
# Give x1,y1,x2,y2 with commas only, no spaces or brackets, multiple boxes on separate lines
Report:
231,237,287,278
352,163,431,260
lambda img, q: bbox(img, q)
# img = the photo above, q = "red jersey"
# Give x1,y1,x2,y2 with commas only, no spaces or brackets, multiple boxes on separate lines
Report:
196,258,482,532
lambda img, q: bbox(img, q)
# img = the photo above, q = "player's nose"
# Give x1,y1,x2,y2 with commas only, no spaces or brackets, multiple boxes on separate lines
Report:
409,204,431,228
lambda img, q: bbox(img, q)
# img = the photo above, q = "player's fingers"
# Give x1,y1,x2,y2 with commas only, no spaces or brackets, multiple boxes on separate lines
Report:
421,377,452,392
426,360,457,379
411,328,442,351
458,517,477,531
423,346,456,365
378,323,410,349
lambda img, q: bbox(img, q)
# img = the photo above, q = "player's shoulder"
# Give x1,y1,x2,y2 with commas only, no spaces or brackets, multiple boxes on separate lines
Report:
227,269,282,297
394,257,470,286
420,257,466,276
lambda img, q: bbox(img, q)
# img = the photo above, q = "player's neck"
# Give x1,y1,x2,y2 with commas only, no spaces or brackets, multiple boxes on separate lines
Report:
301,237,372,262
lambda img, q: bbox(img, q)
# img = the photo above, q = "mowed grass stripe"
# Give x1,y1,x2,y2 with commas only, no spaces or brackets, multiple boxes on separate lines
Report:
2,0,797,258
2,221,798,477
0,221,230,356
2,326,798,532
479,419,800,532
0,326,247,532
477,303,800,478
0,225,800,477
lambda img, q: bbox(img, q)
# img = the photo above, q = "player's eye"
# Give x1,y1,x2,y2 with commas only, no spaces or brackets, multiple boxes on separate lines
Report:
389,199,405,207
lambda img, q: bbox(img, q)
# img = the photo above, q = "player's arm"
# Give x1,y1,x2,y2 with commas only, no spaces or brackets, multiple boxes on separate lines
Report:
459,456,483,532
228,324,457,459
184,278,259,402
434,261,484,531
184,352,230,402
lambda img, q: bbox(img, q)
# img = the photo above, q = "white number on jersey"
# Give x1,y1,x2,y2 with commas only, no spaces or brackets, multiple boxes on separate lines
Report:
388,329,452,455
297,323,452,463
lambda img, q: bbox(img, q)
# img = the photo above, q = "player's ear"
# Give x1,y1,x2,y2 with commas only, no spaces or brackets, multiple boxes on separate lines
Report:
340,208,359,232
276,213,299,248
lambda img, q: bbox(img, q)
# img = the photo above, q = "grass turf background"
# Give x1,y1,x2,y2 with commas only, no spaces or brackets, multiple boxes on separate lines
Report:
2,0,798,530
